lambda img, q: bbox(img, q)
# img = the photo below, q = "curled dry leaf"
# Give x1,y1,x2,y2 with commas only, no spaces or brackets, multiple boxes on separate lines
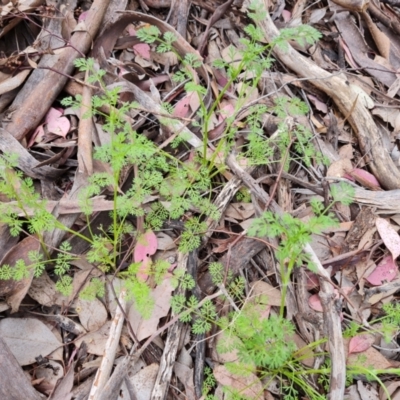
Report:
366,255,398,286
307,94,328,113
0,69,31,96
376,218,400,260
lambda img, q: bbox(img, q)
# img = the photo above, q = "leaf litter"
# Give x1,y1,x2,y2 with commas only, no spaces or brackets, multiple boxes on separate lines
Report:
1,1,400,400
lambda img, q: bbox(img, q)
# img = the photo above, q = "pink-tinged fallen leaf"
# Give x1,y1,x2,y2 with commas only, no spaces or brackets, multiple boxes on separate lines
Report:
208,121,226,140
309,294,323,312
47,116,70,138
189,91,200,113
376,218,400,260
28,125,45,147
128,26,136,36
348,335,373,355
78,11,89,22
218,103,235,122
133,43,151,60
214,365,264,400
349,168,382,190
305,271,319,290
208,102,235,139
213,68,229,88
167,263,177,273
134,230,158,263
343,173,355,182
309,288,353,312
172,95,191,118
137,256,152,282
45,107,62,123
340,38,358,69
307,94,328,113
258,305,271,320
282,9,291,22
366,255,398,285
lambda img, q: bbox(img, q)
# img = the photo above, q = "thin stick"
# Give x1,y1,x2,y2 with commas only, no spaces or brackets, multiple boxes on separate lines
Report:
88,289,126,400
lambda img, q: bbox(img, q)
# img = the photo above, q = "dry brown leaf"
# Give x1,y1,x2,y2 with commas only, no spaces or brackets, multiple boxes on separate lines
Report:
338,144,354,160
225,203,255,221
249,281,281,307
362,11,391,60
128,277,173,341
0,236,40,312
0,318,61,366
380,380,400,400
156,232,176,251
347,343,395,370
326,158,353,178
126,363,159,400
387,78,400,98
214,364,264,400
174,349,196,400
290,334,314,367
76,298,108,332
75,321,115,356
28,272,61,307
213,331,241,364
356,380,379,400
48,362,74,400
